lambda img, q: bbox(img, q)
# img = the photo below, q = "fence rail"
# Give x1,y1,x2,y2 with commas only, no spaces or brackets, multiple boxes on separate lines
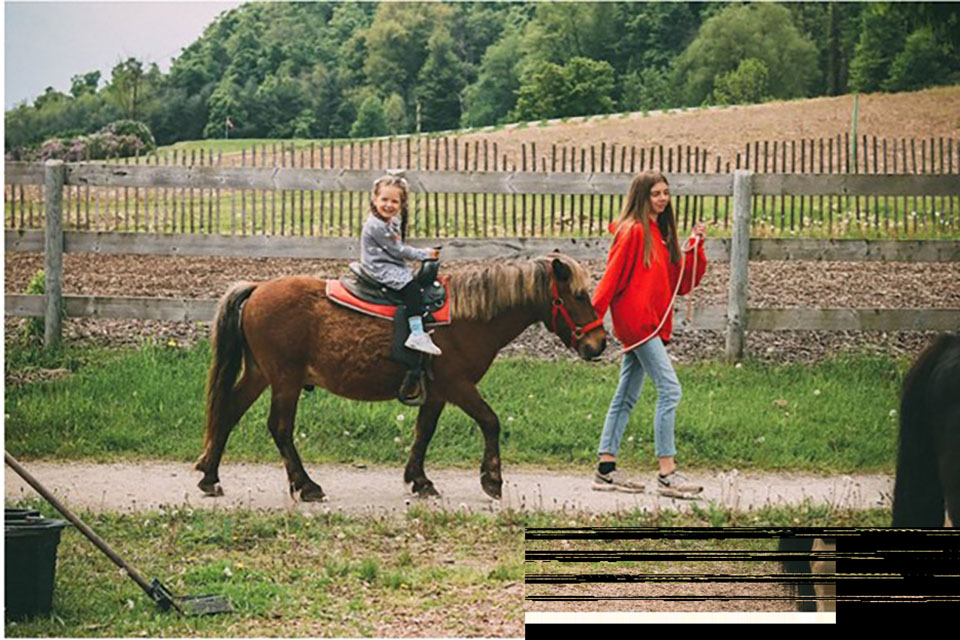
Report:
6,161,960,357
6,230,960,262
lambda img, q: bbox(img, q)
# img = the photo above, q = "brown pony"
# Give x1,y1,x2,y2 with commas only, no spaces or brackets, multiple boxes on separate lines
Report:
195,254,606,501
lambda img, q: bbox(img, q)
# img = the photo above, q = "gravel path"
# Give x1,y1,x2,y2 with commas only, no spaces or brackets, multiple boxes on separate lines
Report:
5,252,959,364
5,461,891,517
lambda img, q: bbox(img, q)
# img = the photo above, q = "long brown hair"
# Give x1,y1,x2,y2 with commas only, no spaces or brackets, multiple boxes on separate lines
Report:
614,171,680,267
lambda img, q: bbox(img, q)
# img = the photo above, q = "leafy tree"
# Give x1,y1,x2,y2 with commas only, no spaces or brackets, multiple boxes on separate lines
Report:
513,56,615,121
33,87,69,110
522,3,619,66
350,95,388,138
383,92,407,134
673,3,818,106
249,74,309,138
712,58,770,105
106,58,146,120
70,71,101,98
883,27,947,92
564,57,616,116
204,75,246,139
415,25,465,132
364,3,451,103
512,60,567,121
461,26,522,127
621,66,674,112
848,4,910,92
787,3,863,96
615,2,700,73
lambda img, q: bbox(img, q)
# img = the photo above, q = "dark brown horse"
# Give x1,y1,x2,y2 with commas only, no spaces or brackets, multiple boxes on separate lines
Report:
892,332,960,527
780,333,960,611
195,254,606,502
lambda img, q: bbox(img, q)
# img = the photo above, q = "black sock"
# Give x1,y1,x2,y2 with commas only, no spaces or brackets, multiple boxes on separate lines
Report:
598,461,616,475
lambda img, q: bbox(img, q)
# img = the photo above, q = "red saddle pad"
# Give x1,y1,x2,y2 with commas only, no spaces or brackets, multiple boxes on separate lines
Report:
325,277,452,326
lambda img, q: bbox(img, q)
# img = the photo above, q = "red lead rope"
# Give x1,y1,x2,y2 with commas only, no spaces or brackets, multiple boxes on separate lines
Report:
550,277,605,350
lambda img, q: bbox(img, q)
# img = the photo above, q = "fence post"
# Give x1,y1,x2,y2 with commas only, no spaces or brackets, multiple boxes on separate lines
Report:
44,159,65,349
726,170,752,362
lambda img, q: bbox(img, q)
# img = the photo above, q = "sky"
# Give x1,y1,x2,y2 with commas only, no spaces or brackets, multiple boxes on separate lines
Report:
4,1,246,110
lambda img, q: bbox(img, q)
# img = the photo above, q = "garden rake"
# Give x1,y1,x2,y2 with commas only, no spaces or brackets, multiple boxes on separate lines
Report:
5,451,233,616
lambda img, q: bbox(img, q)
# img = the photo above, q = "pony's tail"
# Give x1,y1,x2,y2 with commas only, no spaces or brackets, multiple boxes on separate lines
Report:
892,334,960,526
202,281,258,457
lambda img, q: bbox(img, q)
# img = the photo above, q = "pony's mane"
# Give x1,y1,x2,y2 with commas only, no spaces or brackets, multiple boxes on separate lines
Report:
447,254,591,322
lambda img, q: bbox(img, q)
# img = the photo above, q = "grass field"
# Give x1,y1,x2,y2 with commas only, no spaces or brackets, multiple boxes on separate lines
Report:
4,497,885,637
5,340,906,473
4,339,901,634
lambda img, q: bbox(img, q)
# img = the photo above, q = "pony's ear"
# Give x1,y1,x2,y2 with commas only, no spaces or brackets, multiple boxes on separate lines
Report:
552,257,572,282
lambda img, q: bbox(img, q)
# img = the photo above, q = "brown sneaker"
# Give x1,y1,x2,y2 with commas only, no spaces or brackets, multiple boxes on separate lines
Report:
657,470,703,499
592,470,645,493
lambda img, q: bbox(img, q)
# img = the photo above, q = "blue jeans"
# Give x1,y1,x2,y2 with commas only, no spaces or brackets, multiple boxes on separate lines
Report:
598,337,681,459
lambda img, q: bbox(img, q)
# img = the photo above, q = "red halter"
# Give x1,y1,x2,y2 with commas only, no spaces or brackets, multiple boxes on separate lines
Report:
550,276,605,350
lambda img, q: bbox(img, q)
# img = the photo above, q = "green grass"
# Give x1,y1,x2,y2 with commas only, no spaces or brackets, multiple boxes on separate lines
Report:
4,498,524,637
4,496,885,637
5,340,906,473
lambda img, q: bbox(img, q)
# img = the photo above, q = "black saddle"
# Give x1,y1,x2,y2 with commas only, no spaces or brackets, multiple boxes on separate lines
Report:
341,260,446,317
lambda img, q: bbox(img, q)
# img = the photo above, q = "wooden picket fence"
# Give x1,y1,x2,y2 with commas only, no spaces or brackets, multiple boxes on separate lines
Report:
6,161,960,357
5,135,958,238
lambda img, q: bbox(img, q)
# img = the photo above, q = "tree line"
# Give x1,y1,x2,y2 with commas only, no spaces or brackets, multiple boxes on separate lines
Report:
6,2,960,155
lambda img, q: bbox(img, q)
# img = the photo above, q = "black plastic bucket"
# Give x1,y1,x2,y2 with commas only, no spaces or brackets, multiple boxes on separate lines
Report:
5,508,71,620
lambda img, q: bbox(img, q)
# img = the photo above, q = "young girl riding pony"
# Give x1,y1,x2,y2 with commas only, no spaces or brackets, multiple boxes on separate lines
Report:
361,174,442,356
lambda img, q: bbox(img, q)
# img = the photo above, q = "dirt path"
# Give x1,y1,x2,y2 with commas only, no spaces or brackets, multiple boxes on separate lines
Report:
5,461,892,517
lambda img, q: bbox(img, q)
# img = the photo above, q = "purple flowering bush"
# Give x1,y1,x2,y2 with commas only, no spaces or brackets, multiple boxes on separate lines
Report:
34,120,156,161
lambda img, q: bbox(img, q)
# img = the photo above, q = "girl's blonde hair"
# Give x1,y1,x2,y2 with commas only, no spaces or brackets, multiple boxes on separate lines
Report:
614,171,680,267
370,174,410,239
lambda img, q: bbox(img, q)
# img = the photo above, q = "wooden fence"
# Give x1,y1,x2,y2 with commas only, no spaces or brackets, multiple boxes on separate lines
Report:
5,161,960,359
5,135,959,238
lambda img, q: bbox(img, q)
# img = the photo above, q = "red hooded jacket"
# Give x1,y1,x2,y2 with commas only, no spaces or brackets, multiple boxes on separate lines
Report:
592,220,707,348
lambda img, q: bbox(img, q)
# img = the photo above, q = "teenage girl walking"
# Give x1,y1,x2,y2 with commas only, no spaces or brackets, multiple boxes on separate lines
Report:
591,171,707,497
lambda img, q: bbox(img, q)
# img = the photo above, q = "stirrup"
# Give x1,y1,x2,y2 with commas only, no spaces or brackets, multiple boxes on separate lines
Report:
398,370,427,406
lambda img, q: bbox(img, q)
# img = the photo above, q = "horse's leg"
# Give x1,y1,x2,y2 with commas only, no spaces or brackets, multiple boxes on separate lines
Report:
447,383,502,500
267,384,325,502
938,419,960,527
404,400,446,497
196,366,268,496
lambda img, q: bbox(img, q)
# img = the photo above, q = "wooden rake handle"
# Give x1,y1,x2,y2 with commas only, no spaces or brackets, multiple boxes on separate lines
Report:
4,451,156,597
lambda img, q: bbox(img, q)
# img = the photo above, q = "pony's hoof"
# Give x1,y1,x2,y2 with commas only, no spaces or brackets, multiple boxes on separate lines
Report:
412,480,441,498
481,474,502,500
297,483,327,503
199,480,224,497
